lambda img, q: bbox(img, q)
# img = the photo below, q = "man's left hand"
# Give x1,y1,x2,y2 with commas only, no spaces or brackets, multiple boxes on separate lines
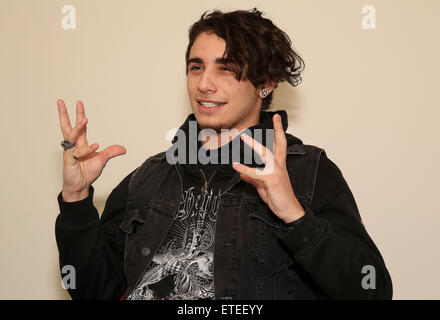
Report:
232,114,305,223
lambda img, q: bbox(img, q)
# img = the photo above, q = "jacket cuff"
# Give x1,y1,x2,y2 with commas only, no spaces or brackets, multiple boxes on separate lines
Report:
281,214,306,229
57,186,99,228
277,207,328,256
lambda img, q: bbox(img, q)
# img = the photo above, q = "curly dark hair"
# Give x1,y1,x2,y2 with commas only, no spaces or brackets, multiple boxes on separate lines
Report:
185,8,305,110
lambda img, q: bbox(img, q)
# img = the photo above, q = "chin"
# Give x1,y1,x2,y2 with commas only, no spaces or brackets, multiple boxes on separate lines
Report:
196,116,225,132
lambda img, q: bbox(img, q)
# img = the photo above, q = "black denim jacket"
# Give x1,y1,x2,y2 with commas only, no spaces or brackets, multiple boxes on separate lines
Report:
56,111,393,299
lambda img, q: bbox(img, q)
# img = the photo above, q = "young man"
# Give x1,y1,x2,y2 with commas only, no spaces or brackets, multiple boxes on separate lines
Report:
56,8,392,300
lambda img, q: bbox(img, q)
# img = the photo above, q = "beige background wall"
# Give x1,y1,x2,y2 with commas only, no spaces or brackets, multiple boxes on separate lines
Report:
0,0,438,299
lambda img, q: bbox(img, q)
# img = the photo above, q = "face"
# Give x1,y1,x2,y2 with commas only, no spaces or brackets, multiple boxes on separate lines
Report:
187,32,262,133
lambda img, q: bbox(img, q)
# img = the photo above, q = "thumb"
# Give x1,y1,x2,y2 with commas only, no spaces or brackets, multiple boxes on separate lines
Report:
240,173,253,184
100,145,127,165
240,172,264,189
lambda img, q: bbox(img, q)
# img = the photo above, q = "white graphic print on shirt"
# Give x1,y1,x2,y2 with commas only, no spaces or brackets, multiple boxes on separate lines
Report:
127,186,221,300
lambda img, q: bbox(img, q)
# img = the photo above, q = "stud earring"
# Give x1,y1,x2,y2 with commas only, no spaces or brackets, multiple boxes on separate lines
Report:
262,88,268,97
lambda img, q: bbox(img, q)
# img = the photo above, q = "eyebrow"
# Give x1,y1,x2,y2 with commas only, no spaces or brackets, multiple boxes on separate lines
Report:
187,57,231,68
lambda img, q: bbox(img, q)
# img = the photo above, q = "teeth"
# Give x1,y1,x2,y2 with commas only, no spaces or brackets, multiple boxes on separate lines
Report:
200,102,224,107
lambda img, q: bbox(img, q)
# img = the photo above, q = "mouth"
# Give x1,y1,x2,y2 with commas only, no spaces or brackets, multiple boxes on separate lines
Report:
197,100,227,113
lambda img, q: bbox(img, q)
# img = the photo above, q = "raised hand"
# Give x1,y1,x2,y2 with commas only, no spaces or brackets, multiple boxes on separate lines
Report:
232,114,305,223
57,99,127,202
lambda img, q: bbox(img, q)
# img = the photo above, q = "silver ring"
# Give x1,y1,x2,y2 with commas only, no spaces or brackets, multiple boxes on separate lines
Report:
71,149,79,160
61,139,75,151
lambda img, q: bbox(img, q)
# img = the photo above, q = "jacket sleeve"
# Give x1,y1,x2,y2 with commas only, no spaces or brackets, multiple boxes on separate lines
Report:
55,170,135,300
278,154,393,299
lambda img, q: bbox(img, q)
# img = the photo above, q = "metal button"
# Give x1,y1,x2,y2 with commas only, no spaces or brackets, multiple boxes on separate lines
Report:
168,200,176,207
141,247,151,256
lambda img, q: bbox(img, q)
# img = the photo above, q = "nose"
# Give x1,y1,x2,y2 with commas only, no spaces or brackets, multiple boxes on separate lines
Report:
197,68,216,93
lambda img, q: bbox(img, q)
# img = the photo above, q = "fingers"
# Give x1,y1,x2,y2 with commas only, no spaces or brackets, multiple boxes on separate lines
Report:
240,134,275,174
232,162,264,181
238,115,286,167
240,134,272,164
66,117,88,144
100,145,127,165
76,100,86,126
58,99,72,137
65,143,99,165
58,99,89,146
273,114,287,161
234,116,287,180
64,144,126,166
75,101,89,145
239,171,266,190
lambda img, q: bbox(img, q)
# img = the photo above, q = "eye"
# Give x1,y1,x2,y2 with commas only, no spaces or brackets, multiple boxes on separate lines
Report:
189,65,202,71
221,66,232,72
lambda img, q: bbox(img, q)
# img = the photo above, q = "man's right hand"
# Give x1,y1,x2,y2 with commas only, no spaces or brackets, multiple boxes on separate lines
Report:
58,99,127,202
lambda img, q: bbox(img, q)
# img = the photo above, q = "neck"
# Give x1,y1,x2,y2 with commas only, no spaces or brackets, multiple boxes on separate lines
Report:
200,116,260,150
200,130,240,150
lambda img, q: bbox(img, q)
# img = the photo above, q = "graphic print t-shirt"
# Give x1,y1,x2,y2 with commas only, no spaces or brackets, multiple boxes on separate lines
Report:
127,125,262,300
127,169,221,300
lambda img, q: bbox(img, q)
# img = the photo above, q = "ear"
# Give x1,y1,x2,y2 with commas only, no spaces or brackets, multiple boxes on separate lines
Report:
258,80,277,99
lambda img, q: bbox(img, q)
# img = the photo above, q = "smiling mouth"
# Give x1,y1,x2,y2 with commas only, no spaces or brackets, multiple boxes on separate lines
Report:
197,101,227,112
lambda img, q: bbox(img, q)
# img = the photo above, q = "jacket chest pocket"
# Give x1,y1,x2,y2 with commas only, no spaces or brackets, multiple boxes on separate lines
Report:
119,206,147,236
119,206,150,284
